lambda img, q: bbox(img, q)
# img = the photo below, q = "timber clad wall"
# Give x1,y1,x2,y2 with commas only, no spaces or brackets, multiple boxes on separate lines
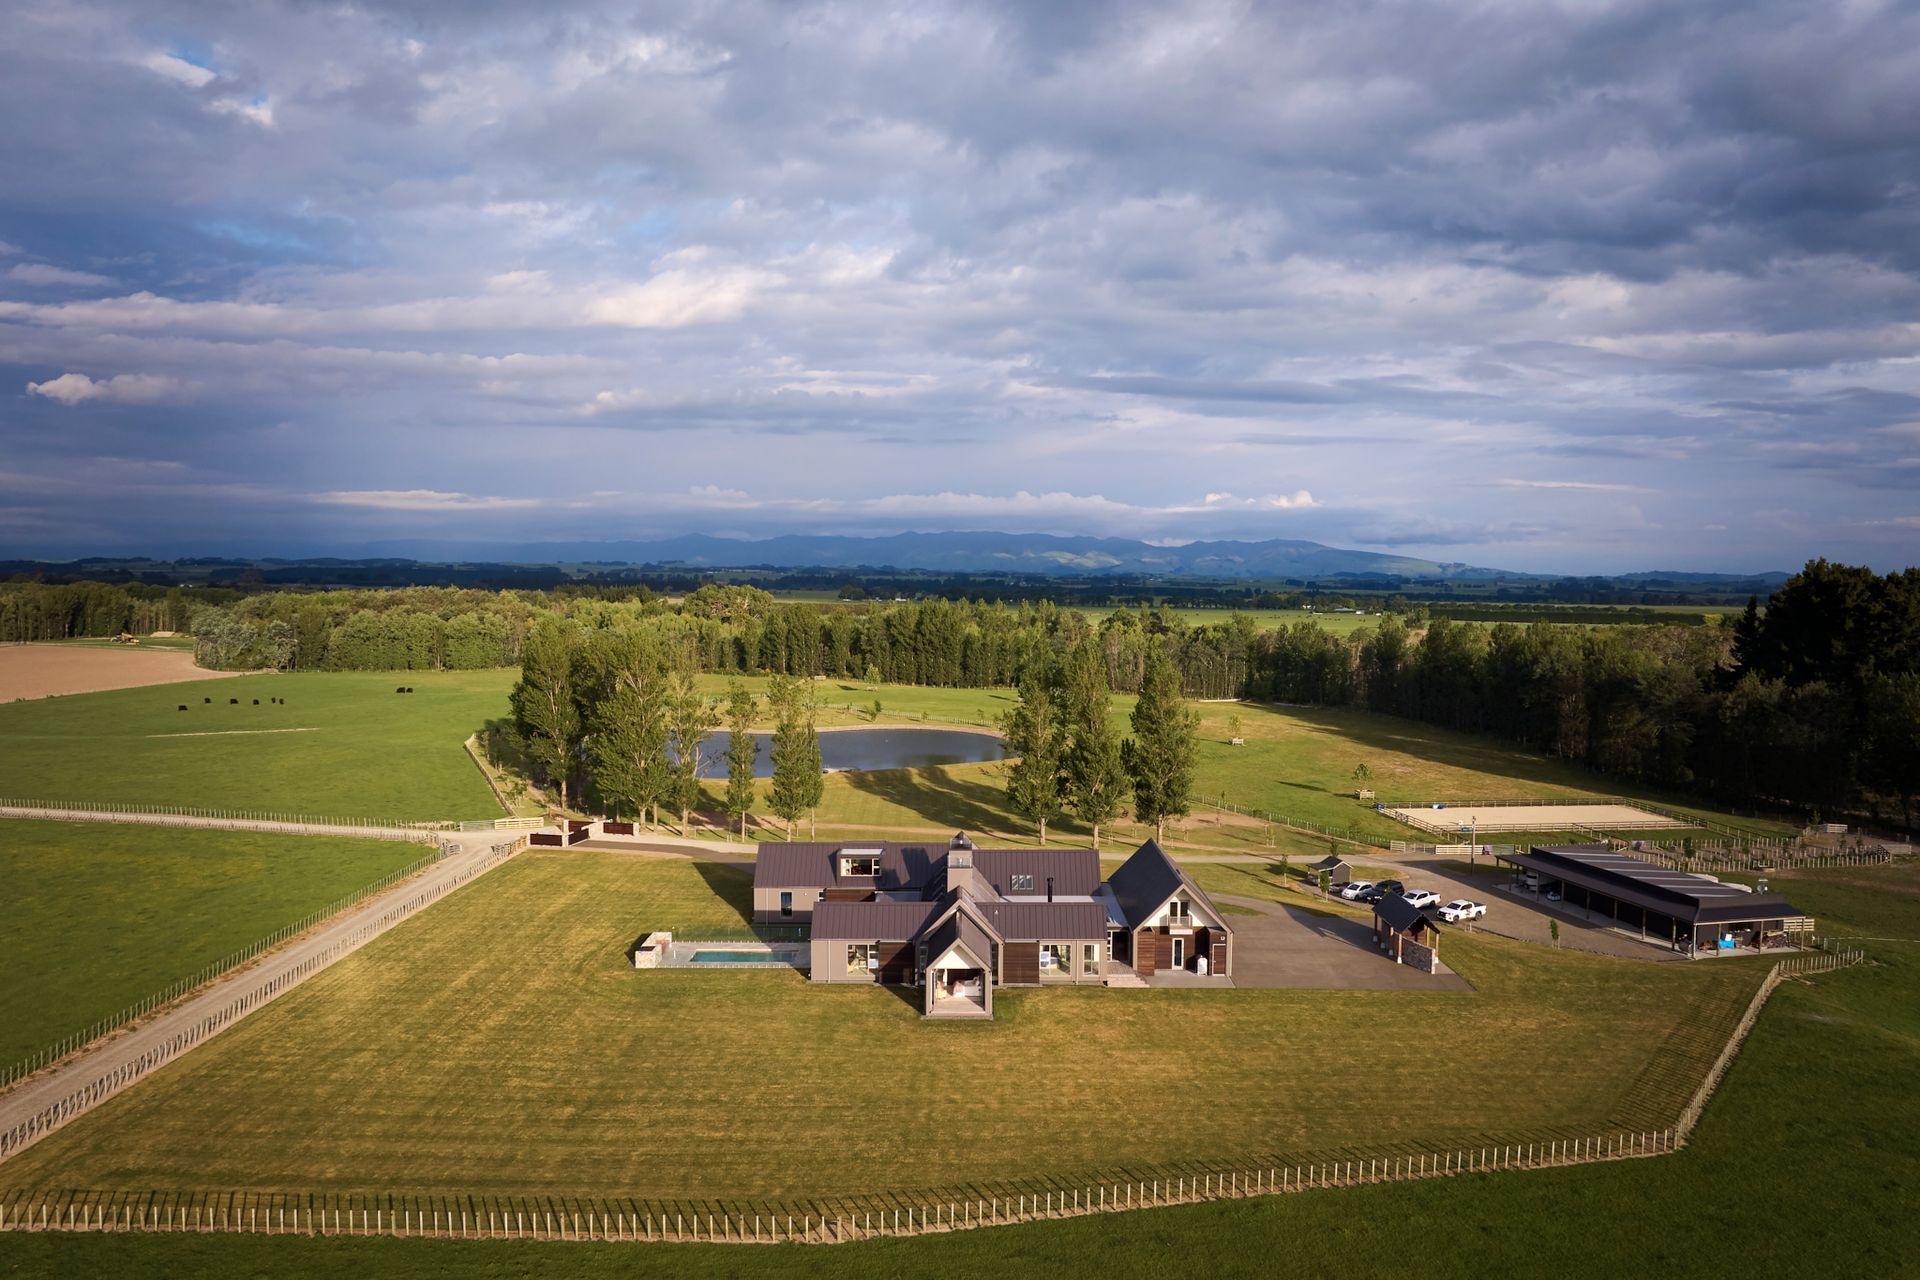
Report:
878,942,914,985
1001,942,1040,984
825,888,876,902
1211,934,1229,976
1134,932,1156,977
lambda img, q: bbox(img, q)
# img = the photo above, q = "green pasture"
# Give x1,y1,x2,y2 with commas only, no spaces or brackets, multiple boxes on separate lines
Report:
0,669,512,821
3,862,1911,1279
0,819,426,1063
0,849,1764,1203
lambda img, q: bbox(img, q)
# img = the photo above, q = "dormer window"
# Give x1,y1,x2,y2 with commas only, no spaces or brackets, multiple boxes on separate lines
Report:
840,854,881,877
1010,873,1035,893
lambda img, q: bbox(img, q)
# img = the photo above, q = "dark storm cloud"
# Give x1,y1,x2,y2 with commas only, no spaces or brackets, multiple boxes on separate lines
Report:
0,0,1916,570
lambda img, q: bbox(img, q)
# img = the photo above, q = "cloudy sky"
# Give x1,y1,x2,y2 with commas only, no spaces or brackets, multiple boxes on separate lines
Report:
3,0,1918,572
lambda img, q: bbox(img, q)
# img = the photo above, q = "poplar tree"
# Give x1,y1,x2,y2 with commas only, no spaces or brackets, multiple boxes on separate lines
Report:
723,681,759,836
666,662,715,832
1060,637,1127,849
509,618,581,810
583,630,668,824
768,676,824,838
1125,643,1199,841
1000,658,1065,844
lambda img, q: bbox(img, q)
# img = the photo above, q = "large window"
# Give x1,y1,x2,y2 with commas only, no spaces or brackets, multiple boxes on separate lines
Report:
1041,943,1072,974
1166,898,1190,922
840,855,881,877
779,891,793,917
1083,942,1101,970
845,944,875,976
1010,873,1035,892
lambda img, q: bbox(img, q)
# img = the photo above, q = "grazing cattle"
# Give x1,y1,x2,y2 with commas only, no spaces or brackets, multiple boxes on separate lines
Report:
230,698,239,705
177,705,188,711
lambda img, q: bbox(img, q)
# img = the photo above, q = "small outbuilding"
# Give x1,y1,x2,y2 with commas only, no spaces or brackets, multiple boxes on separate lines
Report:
1373,893,1443,972
1308,854,1353,885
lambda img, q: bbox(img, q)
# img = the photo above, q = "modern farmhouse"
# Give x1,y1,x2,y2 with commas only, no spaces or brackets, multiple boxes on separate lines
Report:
752,833,1234,1017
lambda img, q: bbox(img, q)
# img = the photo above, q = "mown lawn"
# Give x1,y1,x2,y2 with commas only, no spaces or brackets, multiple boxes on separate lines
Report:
0,850,1764,1205
1,864,1909,1279
0,819,429,1063
0,669,512,820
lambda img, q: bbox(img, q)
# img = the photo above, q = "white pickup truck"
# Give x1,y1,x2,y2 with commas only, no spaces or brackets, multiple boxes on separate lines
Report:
1439,899,1488,923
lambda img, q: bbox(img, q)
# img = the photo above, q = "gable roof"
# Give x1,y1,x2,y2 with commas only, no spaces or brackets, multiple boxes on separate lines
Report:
752,840,1100,899
1309,855,1351,872
1374,892,1443,935
1105,839,1230,931
923,913,995,970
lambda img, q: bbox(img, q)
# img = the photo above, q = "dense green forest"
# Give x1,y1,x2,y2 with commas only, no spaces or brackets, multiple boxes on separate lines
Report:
6,563,1915,824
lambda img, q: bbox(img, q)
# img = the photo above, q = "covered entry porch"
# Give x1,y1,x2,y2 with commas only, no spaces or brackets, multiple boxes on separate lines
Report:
921,914,994,1019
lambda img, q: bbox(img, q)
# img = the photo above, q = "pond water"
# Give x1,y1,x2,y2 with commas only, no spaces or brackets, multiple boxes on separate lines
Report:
689,727,1006,779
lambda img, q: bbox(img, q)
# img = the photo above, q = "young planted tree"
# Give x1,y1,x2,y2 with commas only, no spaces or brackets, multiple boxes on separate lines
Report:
1060,637,1127,849
582,629,669,824
768,676,825,838
1001,658,1065,844
723,681,759,837
665,663,715,833
1124,644,1200,841
509,618,582,810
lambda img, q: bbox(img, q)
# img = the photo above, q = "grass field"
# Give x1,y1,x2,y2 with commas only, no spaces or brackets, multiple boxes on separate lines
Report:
0,819,427,1063
0,669,512,821
0,849,1767,1203
1,862,1909,1279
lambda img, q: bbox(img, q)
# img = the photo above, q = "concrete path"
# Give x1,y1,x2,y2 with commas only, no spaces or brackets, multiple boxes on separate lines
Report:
0,804,443,845
0,830,528,1165
1218,895,1472,991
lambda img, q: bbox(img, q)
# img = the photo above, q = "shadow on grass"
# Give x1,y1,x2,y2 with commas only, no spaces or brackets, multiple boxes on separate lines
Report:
842,764,1020,834
691,860,755,925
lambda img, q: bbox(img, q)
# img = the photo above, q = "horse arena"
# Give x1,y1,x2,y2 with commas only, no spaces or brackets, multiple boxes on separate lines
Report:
1384,801,1699,834
0,644,240,702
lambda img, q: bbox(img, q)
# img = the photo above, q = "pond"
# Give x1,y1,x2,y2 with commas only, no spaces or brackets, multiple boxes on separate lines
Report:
689,727,1006,779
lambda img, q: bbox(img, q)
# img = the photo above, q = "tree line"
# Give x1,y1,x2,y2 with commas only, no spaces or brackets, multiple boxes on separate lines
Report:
503,618,827,836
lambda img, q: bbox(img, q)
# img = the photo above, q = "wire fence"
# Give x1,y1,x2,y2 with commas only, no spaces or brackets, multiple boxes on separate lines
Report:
0,839,525,1160
1207,797,1395,849
0,843,462,1090
0,798,455,836
0,903,1866,1245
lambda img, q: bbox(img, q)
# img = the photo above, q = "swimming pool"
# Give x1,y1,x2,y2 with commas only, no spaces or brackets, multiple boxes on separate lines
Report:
690,950,780,965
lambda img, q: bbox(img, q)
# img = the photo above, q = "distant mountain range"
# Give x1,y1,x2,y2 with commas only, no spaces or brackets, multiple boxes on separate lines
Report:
337,531,1789,585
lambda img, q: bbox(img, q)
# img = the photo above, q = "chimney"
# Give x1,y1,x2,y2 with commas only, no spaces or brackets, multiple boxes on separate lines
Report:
1047,876,1054,903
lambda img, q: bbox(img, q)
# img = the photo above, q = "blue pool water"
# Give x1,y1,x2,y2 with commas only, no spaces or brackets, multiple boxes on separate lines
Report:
690,950,779,965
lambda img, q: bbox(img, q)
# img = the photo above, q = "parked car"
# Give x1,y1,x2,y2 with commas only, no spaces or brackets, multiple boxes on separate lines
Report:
1338,880,1375,901
1402,889,1442,909
1439,899,1487,923
1359,879,1403,904
1545,888,1563,902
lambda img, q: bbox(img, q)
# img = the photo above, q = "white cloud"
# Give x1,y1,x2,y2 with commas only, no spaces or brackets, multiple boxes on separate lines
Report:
8,263,114,287
141,52,216,89
211,97,275,128
25,372,184,404
310,489,542,511
1494,479,1654,493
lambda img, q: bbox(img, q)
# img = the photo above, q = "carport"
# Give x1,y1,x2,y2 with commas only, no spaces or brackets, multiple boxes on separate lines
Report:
1496,845,1812,956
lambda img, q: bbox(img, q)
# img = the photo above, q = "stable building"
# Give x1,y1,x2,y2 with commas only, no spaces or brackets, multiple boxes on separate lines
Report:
753,833,1233,1018
1497,844,1812,955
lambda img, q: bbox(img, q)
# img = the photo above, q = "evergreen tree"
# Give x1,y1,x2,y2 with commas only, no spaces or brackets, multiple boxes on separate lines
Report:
1125,643,1199,841
723,681,760,837
581,630,669,824
665,662,715,832
767,676,824,838
509,618,582,810
1060,638,1126,848
1000,657,1065,844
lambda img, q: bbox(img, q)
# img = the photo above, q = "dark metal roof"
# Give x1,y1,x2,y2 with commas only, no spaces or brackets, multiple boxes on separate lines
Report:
1106,838,1184,925
1374,892,1443,935
810,899,939,940
925,913,995,967
753,841,1099,898
810,893,1107,942
1501,845,1804,926
752,841,943,892
974,848,1101,897
1309,855,1351,872
1105,839,1231,932
974,899,1108,941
